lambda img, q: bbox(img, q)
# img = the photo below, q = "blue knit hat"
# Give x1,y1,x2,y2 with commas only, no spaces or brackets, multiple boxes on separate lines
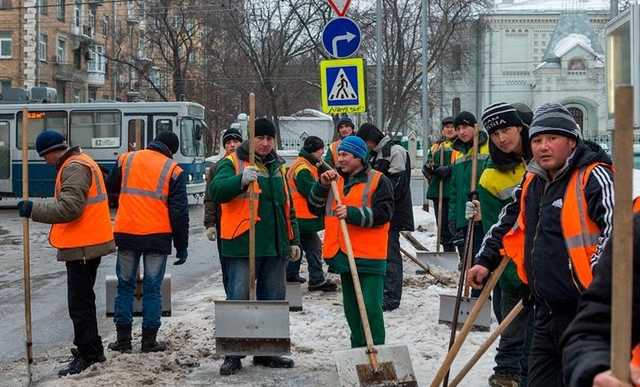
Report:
338,135,368,161
35,129,67,157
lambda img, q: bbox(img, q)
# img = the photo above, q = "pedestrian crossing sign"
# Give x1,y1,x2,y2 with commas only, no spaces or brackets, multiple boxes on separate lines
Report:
320,57,366,114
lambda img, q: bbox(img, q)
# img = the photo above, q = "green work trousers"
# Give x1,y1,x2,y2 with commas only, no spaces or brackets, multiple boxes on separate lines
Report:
340,272,385,348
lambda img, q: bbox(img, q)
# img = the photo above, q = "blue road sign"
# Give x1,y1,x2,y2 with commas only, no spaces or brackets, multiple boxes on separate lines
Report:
321,17,361,59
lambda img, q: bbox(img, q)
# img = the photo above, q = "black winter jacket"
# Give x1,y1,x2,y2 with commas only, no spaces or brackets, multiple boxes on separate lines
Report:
108,141,189,255
476,141,614,313
561,214,640,387
369,135,414,231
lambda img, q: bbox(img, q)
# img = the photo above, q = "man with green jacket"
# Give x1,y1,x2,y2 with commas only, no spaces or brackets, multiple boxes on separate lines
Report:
209,118,300,376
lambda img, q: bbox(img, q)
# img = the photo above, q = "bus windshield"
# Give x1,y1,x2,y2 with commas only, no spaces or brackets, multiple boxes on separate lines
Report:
180,117,205,157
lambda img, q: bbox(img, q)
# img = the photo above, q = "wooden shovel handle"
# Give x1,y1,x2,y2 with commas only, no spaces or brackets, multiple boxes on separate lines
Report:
330,180,379,370
248,93,257,301
430,256,510,387
436,145,445,254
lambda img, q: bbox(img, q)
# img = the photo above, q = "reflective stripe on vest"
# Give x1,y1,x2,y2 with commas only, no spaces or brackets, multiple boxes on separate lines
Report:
286,157,319,220
49,153,113,249
219,153,294,241
114,149,181,235
322,169,390,260
330,141,340,165
501,163,607,288
632,344,640,367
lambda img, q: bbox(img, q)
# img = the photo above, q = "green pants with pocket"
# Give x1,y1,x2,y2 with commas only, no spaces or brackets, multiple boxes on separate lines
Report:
340,272,385,348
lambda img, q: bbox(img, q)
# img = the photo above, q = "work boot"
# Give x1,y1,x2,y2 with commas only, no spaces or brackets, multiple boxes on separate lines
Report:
108,324,132,353
382,300,399,312
57,348,105,377
141,328,167,353
252,355,294,368
286,275,307,284
489,373,520,387
308,279,338,292
219,356,243,375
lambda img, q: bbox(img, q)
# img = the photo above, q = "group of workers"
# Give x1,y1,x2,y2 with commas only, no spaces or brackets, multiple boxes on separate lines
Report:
15,100,638,387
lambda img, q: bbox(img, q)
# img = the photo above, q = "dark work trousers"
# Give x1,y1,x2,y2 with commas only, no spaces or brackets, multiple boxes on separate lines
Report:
456,224,484,298
383,229,402,308
527,304,575,387
215,231,230,298
66,257,103,360
433,198,456,251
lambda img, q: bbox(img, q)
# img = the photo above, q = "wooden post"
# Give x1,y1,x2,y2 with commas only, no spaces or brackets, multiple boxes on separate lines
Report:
611,85,634,382
20,107,33,382
248,93,257,301
436,144,445,253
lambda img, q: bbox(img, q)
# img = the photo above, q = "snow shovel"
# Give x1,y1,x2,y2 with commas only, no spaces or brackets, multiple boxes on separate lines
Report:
215,93,290,356
331,181,418,387
416,145,460,272
610,85,634,381
20,107,34,385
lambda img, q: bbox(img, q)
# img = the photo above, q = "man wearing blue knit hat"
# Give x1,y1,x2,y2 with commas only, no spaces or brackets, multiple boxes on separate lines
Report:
307,136,395,348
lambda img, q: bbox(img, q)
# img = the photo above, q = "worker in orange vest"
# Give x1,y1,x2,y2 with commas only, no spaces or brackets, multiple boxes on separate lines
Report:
18,130,115,376
324,116,356,168
468,103,615,386
285,136,337,291
107,131,189,354
307,135,394,348
562,199,640,387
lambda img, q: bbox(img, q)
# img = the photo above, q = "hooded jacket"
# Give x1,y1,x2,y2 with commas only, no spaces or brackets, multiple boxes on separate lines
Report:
476,141,615,313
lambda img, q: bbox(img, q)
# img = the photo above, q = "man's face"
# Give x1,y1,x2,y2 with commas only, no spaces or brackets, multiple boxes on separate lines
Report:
43,152,59,165
224,139,241,154
338,124,354,138
442,124,456,140
254,135,275,156
456,124,475,143
531,134,576,173
336,151,362,174
490,126,522,154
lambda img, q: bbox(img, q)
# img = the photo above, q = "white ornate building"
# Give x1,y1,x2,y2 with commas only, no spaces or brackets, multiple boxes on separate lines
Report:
439,0,610,138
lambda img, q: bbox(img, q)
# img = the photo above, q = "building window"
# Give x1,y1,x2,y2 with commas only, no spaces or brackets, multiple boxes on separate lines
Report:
56,0,64,20
56,37,66,63
451,45,462,72
1,79,10,92
0,1,12,10
0,32,11,59
566,106,584,132
102,16,109,35
74,1,81,28
452,97,461,117
38,33,48,62
88,45,105,73
568,58,586,70
38,0,48,15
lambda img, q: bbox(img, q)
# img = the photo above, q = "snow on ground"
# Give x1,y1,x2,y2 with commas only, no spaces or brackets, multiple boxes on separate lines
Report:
0,208,497,386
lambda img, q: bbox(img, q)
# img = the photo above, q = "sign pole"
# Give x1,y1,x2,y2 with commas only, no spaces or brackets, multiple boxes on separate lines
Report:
421,0,431,209
376,0,383,129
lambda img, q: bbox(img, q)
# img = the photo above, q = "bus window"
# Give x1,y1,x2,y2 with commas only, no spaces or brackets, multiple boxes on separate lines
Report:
156,119,172,134
17,111,67,149
70,110,121,148
128,119,145,151
0,121,9,179
180,118,205,157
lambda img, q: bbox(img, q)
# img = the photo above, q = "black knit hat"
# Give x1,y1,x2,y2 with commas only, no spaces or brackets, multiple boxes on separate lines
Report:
155,131,179,154
336,116,355,131
222,128,242,145
453,111,477,128
356,123,384,144
481,103,523,134
513,103,533,128
441,116,454,128
302,135,324,153
35,129,68,157
255,118,276,138
529,103,580,140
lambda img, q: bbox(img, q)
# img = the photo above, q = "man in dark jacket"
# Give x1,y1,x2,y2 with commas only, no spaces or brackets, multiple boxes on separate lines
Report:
468,103,615,387
107,131,189,354
204,128,242,296
18,130,116,376
357,123,413,311
562,212,640,387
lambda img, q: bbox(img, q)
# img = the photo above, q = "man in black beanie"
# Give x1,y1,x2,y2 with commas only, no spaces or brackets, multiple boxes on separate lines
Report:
357,123,414,312
325,116,356,168
285,136,337,292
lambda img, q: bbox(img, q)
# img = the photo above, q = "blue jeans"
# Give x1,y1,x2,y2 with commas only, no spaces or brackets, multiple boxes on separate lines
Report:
494,285,533,385
113,249,168,330
287,232,326,286
226,255,287,301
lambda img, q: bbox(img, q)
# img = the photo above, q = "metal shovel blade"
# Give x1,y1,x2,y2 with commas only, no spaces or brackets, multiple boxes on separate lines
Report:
334,345,418,387
438,294,492,331
415,250,460,272
214,300,291,356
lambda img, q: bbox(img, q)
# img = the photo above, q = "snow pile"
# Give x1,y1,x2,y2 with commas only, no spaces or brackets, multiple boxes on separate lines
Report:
553,33,599,58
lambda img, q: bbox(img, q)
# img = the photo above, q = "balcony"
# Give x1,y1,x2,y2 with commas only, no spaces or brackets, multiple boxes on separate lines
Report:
54,63,87,83
87,71,105,86
70,24,95,47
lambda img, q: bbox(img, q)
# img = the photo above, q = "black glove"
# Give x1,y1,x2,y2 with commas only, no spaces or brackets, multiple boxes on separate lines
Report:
174,249,188,265
422,164,434,179
434,165,452,178
17,200,33,218
519,286,534,307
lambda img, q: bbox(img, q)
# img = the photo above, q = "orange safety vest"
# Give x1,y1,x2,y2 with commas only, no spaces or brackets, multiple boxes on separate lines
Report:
634,197,640,213
219,152,294,241
49,153,113,249
502,162,608,288
329,140,341,166
286,157,319,220
323,169,390,260
114,149,182,235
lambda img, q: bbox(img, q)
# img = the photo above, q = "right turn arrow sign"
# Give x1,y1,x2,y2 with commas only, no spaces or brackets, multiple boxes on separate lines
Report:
328,0,352,16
